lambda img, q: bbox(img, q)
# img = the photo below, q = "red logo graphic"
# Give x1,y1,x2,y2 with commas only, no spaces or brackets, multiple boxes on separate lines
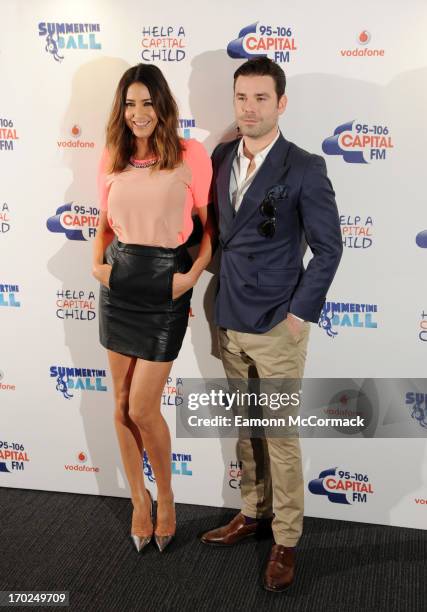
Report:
77,451,87,463
358,31,371,45
71,125,81,138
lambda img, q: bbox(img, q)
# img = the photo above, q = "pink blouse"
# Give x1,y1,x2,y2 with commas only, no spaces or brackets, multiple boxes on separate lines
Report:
97,139,212,248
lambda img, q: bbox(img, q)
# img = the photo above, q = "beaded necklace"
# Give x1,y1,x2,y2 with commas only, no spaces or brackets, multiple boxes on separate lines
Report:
129,157,158,169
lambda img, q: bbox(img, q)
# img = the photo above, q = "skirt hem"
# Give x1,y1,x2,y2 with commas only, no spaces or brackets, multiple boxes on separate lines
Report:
100,339,179,362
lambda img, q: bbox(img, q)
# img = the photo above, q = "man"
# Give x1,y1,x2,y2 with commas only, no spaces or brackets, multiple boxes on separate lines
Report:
200,57,343,591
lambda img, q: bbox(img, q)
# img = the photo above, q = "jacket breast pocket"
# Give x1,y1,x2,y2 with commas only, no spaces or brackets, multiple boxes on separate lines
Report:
257,268,299,287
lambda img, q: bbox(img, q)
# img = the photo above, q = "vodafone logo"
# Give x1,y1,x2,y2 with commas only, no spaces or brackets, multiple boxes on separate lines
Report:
65,451,100,473
57,125,94,149
358,30,371,45
0,369,16,391
340,31,384,58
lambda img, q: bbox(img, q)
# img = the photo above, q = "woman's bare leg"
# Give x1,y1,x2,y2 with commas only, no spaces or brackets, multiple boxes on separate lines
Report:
107,349,152,536
128,358,176,536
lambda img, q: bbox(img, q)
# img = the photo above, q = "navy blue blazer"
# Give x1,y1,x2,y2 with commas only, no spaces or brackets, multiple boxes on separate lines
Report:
212,133,343,333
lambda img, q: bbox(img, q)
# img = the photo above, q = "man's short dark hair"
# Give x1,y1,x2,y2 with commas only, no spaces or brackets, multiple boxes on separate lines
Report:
233,57,286,100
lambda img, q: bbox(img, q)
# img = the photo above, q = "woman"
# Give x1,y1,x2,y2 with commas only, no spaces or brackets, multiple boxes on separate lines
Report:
92,64,214,553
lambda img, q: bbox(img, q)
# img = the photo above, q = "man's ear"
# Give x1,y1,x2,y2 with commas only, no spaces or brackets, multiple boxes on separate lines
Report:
278,94,287,115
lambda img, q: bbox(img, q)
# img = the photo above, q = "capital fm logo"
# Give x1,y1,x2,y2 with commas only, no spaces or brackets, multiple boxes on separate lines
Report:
143,450,192,482
38,22,102,62
46,203,99,240
50,366,107,399
308,467,374,504
227,22,297,63
319,301,378,338
57,125,95,149
405,392,427,429
340,31,385,58
0,118,19,151
0,440,30,473
416,230,427,248
322,120,394,164
141,26,186,62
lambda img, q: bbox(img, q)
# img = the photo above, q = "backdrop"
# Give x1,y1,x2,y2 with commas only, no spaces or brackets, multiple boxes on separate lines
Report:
1,0,427,531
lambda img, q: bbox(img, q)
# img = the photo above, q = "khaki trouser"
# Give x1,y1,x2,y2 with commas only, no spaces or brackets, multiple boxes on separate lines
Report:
218,318,310,547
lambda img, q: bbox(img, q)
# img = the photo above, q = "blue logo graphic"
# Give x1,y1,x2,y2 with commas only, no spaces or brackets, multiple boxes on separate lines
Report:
143,450,192,482
46,203,99,241
228,23,259,59
405,392,427,429
50,366,107,399
416,230,427,248
227,22,296,63
38,22,101,63
45,34,64,62
318,312,338,338
0,284,20,308
309,467,350,504
322,120,394,164
143,450,155,482
309,467,373,504
322,121,365,163
179,118,195,140
319,301,378,338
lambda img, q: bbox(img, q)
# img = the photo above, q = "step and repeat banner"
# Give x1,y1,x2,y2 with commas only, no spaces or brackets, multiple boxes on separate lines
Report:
1,0,427,530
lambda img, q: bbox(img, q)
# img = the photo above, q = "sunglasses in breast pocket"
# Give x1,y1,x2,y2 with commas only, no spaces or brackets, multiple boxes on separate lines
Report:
257,188,288,238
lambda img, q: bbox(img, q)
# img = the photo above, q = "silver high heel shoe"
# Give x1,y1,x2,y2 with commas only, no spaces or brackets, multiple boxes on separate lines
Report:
131,489,154,552
154,496,176,552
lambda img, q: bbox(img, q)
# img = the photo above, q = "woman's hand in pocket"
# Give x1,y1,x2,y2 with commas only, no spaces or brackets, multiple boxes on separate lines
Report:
92,263,113,289
172,271,196,300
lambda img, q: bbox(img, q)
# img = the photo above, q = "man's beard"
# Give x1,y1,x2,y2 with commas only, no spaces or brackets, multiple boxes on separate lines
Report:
238,118,275,139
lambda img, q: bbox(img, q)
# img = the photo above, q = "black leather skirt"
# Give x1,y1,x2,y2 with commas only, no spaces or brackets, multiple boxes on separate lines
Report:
99,238,193,361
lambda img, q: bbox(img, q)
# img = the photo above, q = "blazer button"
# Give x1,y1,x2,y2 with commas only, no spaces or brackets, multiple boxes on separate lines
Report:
223,246,229,251
248,254,255,260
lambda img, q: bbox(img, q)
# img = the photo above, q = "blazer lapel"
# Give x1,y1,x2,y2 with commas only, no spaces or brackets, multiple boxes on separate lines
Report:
216,140,239,237
223,135,292,244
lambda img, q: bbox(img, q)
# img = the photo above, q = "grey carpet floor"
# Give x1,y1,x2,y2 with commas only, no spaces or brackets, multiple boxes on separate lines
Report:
1,487,426,612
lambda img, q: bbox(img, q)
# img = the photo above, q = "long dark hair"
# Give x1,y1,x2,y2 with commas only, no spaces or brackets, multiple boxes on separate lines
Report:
106,64,183,172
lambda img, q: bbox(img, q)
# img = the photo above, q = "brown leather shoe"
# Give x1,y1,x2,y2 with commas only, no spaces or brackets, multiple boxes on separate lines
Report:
263,544,295,591
200,513,271,546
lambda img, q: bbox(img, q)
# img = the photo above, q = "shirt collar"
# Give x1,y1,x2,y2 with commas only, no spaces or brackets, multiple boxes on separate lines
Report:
237,129,281,162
